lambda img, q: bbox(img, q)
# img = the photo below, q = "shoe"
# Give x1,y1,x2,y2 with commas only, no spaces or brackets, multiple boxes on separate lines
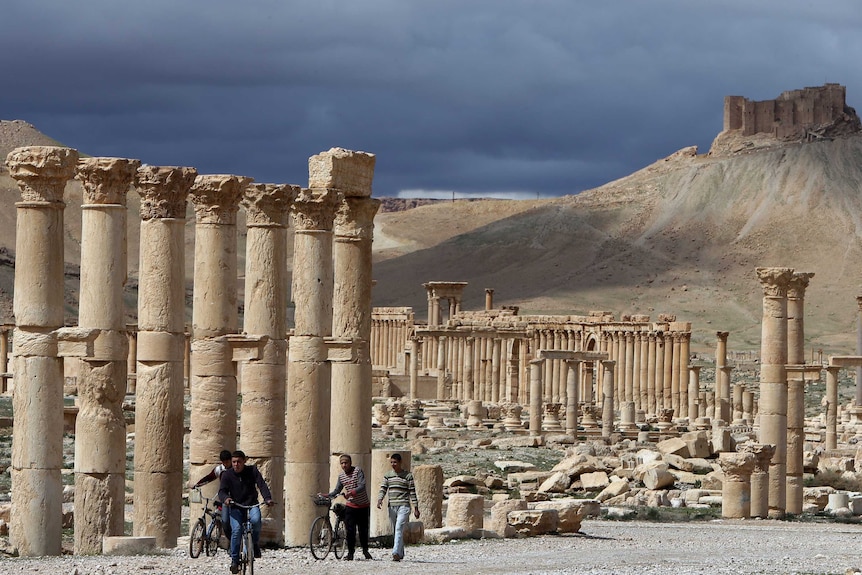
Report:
254,544,262,559
363,550,373,560
392,553,402,562
345,553,354,561
230,562,239,574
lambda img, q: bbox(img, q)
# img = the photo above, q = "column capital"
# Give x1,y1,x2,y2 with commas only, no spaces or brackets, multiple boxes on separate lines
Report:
334,196,381,240
76,157,140,205
716,331,729,342
6,146,79,203
242,183,297,227
787,272,814,299
718,451,756,479
136,165,197,220
308,147,375,198
601,359,616,370
190,174,252,224
755,267,794,297
291,188,338,231
739,442,775,471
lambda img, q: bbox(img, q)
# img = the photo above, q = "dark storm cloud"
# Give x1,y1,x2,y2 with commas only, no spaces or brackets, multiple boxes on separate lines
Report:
2,0,860,196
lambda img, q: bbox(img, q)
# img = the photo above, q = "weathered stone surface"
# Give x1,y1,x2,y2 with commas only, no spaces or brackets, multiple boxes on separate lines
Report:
507,509,558,537
491,436,543,449
643,465,675,490
404,520,424,544
680,431,712,458
580,471,610,490
445,494,484,535
656,437,689,458
422,526,468,543
596,478,630,502
803,486,834,510
494,460,535,473
414,465,444,529
551,453,606,478
534,499,592,533
444,475,484,488
489,499,527,538
102,536,156,555
308,147,375,197
538,471,571,493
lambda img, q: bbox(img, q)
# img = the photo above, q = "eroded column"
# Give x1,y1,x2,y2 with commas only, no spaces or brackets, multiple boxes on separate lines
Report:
826,366,839,450
565,359,581,438
529,358,543,437
742,443,774,519
7,146,78,556
756,266,793,518
74,157,139,554
285,172,338,546
133,165,197,547
785,366,806,515
719,452,755,519
601,360,615,440
787,273,813,365
240,182,295,544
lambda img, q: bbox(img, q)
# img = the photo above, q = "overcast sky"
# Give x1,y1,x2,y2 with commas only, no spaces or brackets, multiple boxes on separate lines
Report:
2,1,860,198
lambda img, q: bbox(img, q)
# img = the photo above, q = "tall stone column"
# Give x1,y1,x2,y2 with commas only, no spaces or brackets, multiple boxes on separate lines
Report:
565,359,581,438
687,365,700,422
286,174,338,546
715,331,729,421
655,337,665,411
639,332,649,411
240,183,295,544
624,332,634,403
742,443,774,519
327,152,377,514
529,359,543,437
719,366,733,422
732,383,745,424
133,165,197,547
646,333,657,415
787,272,813,365
755,266,794,518
662,333,673,410
719,452,755,519
188,175,251,506
670,333,681,417
408,339,420,399
678,332,690,414
785,366,806,515
826,366,840,450
74,157,139,554
6,146,78,556
857,296,862,406
491,338,502,403
436,336,447,398
484,288,494,310
464,337,475,400
601,360,615,440
631,332,641,410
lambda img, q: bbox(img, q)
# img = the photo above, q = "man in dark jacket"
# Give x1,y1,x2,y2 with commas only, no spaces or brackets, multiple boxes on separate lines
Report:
218,450,274,573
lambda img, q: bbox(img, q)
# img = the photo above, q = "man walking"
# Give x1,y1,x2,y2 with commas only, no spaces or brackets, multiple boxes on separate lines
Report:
376,453,420,561
324,454,373,560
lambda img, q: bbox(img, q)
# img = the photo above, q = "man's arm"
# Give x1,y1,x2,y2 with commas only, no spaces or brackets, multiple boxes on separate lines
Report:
188,468,217,489
408,472,420,518
376,475,388,508
327,477,344,499
351,468,367,497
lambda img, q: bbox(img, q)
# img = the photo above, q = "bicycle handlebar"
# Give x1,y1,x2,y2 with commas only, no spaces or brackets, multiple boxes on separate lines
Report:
228,501,269,509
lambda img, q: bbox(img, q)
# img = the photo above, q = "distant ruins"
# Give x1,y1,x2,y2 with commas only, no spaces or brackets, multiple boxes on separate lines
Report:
722,83,861,141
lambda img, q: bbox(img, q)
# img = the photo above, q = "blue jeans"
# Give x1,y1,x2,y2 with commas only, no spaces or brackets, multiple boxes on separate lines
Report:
227,506,261,563
388,505,410,558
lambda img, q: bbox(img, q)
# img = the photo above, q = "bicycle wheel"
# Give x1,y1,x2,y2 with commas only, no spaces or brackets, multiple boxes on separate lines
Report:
309,515,332,560
189,519,205,558
332,518,347,559
242,530,254,575
205,517,222,557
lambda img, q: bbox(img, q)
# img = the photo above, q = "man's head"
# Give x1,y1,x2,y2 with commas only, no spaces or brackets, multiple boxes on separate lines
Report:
231,450,247,473
219,450,232,465
389,452,403,472
339,454,353,472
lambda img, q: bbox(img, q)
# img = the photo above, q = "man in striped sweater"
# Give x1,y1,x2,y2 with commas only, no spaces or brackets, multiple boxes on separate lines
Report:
325,454,373,561
376,453,420,561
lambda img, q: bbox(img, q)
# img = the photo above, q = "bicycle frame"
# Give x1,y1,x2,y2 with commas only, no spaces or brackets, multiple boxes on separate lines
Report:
231,502,264,575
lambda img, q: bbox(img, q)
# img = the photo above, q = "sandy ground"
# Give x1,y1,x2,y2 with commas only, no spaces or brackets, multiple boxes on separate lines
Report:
4,519,862,575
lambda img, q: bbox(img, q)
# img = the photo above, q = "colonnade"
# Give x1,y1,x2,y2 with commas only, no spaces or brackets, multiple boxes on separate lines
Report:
5,145,377,555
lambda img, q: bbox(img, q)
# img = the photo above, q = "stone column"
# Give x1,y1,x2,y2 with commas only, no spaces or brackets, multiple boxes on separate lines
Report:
413,464,444,529
755,266,794,518
240,182,295,544
601,360,615,440
74,157,139,554
639,332,649,412
529,359,543,437
464,337,475,400
787,273,813,365
133,164,197,547
825,366,839,450
565,359,581,438
857,296,862,406
719,366,733,423
719,452,756,519
655,337,665,411
646,333,657,416
785,366,806,515
485,288,494,311
330,163,378,484
631,332,641,410
436,335,447,399
6,146,78,556
670,333,681,417
491,338,502,403
662,333,673,410
678,332,690,414
285,177,338,546
624,332,634,403
715,331,728,419
742,443,775,519
687,366,700,422
126,325,138,395
742,390,755,424
408,339,420,399
732,383,745,424
188,174,251,510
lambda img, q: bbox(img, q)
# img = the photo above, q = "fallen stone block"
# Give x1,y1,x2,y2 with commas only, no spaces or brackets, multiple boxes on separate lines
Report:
507,509,558,537
102,536,156,555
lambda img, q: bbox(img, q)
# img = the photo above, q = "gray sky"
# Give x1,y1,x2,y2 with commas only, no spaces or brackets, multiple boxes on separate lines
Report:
2,0,860,198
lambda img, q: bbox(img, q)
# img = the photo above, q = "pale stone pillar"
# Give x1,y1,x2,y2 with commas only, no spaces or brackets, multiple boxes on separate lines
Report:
639,332,649,412
529,359,543,437
285,177,338,546
74,157,139,554
655,337,665,411
126,325,138,395
755,266,794,518
332,186,378,476
719,452,756,519
464,337,475,400
408,339,419,399
631,332,641,410
485,288,494,311
646,333,657,415
742,443,774,519
732,383,745,424
601,360,615,440
785,366,806,515
133,164,197,547
670,333,681,417
787,272,813,365
436,335,447,399
678,332,690,414
742,390,755,424
565,359,581,438
715,331,729,421
826,366,840,450
662,333,673,410
188,174,251,508
7,146,78,556
240,183,295,545
413,464,443,529
491,338,502,403
624,332,634,403
718,366,733,423
687,366,701,422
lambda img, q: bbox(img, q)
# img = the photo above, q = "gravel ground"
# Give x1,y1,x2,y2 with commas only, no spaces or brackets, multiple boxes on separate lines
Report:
3,519,862,575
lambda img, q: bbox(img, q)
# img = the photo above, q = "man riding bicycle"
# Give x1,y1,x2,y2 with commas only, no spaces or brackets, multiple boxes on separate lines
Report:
218,450,274,574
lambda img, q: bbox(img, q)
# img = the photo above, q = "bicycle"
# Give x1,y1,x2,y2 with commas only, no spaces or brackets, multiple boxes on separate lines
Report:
309,494,347,560
189,487,226,558
230,501,265,575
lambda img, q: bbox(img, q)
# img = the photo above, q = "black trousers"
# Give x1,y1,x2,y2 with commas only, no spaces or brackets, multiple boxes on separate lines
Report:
343,505,370,553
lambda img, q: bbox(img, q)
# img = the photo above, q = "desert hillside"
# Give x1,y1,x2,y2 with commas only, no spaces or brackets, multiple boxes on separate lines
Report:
3,116,862,355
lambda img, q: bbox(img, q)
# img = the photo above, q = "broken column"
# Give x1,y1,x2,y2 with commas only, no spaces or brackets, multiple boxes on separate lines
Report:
826,366,839,450
756,266,793,518
7,146,79,556
785,365,806,515
133,165,197,547
601,360,615,440
742,443,774,519
529,359,543,437
565,359,581,438
74,157,139,554
719,451,756,519
786,272,813,365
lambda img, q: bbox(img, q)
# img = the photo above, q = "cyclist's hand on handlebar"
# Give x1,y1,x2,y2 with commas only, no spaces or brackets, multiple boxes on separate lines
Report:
224,498,233,506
